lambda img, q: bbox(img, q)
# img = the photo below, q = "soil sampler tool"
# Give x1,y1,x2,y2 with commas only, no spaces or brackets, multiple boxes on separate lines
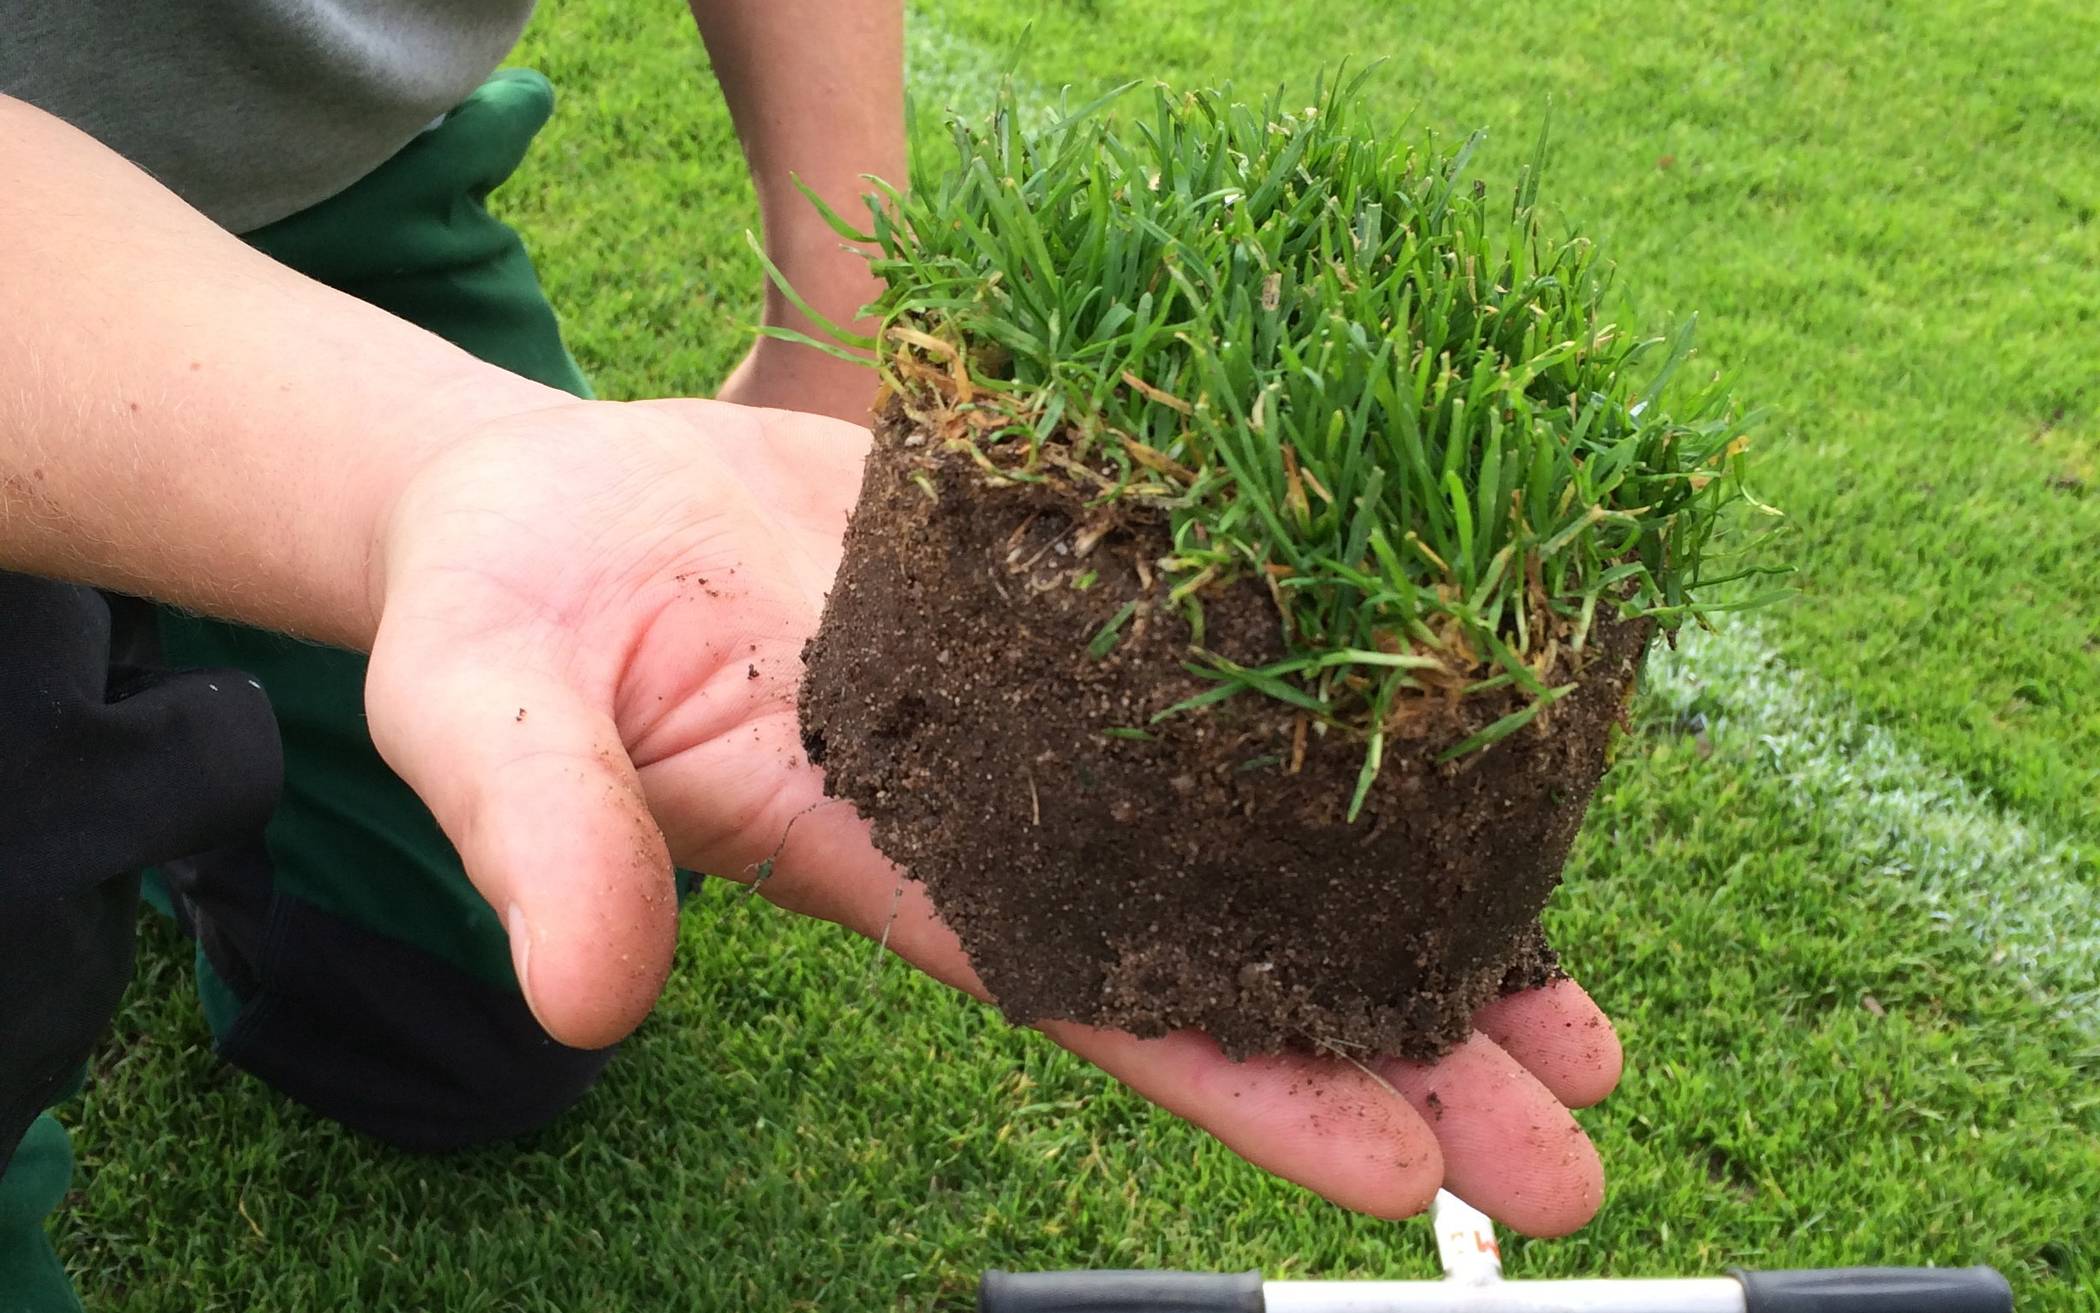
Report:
979,1190,2014,1313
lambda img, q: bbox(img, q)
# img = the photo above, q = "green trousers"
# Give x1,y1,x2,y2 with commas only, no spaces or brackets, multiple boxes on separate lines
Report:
0,70,598,1311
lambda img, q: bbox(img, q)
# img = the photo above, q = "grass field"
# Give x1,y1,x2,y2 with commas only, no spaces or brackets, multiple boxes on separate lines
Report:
54,1,2099,1308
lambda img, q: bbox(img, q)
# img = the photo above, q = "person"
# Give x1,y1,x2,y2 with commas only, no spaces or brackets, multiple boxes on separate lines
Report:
0,4,1623,1305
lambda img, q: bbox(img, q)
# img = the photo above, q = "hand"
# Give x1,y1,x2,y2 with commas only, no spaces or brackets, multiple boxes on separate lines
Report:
716,335,882,425
362,398,1623,1235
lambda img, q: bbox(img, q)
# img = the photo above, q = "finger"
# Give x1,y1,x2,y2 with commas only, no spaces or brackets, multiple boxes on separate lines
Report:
367,639,678,1051
1471,979,1623,1108
1049,1024,1447,1221
1377,1034,1605,1237
770,825,987,998
638,717,987,999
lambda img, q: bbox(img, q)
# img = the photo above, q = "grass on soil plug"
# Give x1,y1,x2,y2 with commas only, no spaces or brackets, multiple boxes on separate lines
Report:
766,71,1782,814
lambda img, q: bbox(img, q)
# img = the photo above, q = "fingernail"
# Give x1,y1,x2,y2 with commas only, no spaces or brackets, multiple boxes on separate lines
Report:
507,902,553,1035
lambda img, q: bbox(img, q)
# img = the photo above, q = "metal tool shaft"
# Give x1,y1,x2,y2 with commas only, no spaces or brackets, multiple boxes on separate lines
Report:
979,1192,2013,1313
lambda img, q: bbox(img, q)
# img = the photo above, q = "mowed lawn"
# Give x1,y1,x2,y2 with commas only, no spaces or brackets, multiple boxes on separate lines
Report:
55,1,2098,1309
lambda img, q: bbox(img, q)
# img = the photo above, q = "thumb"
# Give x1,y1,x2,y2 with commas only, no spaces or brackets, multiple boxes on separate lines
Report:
364,630,679,1051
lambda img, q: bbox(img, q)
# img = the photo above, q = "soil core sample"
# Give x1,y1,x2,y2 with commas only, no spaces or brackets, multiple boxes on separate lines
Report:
803,406,1653,1058
785,77,1769,1059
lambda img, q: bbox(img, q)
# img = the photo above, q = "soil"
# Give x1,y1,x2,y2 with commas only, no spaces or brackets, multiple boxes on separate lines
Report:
800,401,1651,1059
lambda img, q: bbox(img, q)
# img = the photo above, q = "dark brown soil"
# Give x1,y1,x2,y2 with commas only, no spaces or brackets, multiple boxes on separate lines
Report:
800,402,1650,1060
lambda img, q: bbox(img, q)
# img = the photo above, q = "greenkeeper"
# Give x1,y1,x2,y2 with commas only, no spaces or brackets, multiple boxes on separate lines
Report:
0,4,899,1306
0,3,1627,1305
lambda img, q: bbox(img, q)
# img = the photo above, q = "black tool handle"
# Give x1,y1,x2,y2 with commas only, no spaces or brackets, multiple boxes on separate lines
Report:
1733,1266,2013,1313
979,1269,1264,1313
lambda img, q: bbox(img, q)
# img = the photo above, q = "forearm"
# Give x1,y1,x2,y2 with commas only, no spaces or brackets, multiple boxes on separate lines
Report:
688,0,905,336
0,95,561,649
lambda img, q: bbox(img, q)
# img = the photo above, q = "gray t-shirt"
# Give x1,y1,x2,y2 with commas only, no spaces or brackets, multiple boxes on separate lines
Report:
0,1,535,233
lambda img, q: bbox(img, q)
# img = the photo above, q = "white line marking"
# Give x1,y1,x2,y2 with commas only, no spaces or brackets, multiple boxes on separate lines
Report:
905,8,1058,123
1648,620,2098,1027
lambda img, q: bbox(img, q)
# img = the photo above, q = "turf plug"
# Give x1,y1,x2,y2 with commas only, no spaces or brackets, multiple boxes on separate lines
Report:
789,74,1780,1058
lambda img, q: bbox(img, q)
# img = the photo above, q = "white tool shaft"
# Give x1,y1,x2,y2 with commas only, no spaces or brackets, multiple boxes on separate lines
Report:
1263,1277,1747,1313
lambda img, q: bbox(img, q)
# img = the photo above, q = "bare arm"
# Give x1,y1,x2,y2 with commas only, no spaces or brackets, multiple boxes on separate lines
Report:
689,0,905,419
0,94,557,647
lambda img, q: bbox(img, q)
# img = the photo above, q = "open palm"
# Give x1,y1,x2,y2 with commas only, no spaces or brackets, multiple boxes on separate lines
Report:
362,397,1622,1235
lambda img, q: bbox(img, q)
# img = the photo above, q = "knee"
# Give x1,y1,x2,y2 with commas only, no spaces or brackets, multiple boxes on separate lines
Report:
185,868,614,1153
